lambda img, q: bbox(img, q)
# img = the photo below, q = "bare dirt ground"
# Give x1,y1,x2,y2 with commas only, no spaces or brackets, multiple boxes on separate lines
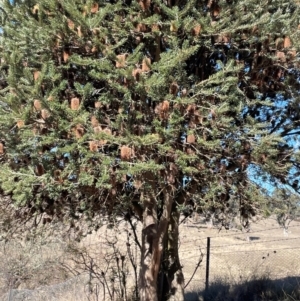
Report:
1,216,300,300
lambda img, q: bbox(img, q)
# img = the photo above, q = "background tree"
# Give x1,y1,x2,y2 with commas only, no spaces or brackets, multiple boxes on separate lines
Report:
268,188,300,235
0,0,300,300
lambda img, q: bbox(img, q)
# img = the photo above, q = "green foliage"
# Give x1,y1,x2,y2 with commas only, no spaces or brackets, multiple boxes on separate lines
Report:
0,2,299,291
269,188,300,230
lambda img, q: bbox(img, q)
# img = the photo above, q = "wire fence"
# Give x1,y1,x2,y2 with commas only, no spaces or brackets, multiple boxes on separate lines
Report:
179,222,300,291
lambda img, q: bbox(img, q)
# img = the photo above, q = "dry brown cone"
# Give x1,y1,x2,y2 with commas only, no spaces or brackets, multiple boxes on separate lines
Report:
186,134,196,144
33,71,40,81
192,24,201,36
0,142,4,154
93,126,111,145
276,51,286,63
132,68,142,81
95,101,102,108
252,25,259,34
138,0,151,11
142,57,151,72
93,126,102,133
194,110,203,124
71,97,80,110
136,23,147,32
54,170,63,183
63,50,70,62
77,26,83,37
91,3,99,13
284,36,292,48
186,147,195,155
169,82,179,95
116,54,127,68
155,100,170,120
222,33,231,43
67,19,75,30
33,99,42,111
91,115,99,127
212,3,220,17
120,146,135,161
99,127,112,145
41,109,50,120
89,141,99,152
181,88,187,97
17,120,24,128
35,164,44,176
186,104,196,114
32,4,39,14
74,124,85,139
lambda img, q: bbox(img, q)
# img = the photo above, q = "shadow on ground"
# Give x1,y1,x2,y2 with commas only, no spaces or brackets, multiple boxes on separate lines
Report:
185,276,300,301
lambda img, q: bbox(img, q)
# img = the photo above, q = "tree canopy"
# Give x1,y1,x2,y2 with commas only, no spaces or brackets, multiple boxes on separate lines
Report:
0,0,300,300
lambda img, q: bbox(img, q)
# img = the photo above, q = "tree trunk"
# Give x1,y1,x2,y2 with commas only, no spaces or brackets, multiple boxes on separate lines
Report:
139,186,174,301
166,210,185,301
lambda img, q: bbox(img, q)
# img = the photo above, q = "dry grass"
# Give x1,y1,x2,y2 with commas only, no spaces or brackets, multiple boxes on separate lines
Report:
0,216,299,300
180,216,300,291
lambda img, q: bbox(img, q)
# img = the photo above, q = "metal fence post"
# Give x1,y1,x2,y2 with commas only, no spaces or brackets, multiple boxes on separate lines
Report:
205,237,210,292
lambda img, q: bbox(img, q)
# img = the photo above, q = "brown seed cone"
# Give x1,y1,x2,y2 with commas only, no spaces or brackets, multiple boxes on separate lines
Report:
99,128,112,145
17,120,24,128
0,142,4,154
74,124,85,139
192,24,201,36
132,68,142,81
89,141,99,152
120,146,135,161
33,99,42,111
138,0,150,11
142,57,151,72
284,36,292,48
136,23,147,32
155,100,170,120
63,50,70,62
169,82,179,95
71,97,80,110
32,4,39,14
77,26,82,37
35,164,44,176
54,170,63,183
116,54,127,68
93,126,102,133
91,115,99,127
33,71,40,81
67,19,75,30
276,51,286,63
91,3,99,13
41,109,50,120
95,101,102,108
186,134,196,144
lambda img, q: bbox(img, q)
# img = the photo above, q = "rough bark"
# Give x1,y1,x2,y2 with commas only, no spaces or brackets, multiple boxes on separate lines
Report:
139,185,174,301
166,210,185,301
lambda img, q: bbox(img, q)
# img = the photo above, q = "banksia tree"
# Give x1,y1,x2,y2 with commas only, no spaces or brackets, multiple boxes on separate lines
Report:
0,0,300,300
